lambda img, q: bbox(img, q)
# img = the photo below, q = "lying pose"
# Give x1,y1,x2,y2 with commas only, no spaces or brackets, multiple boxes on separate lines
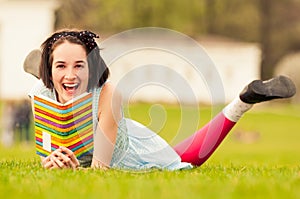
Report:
27,29,296,170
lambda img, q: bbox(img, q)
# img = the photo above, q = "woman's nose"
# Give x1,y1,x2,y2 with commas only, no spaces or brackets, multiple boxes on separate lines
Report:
64,69,76,80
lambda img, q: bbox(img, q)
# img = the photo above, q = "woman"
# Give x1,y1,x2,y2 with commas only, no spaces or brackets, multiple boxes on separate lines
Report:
29,29,296,170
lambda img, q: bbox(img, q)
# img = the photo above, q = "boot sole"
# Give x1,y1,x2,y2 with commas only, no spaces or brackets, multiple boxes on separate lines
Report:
250,75,296,99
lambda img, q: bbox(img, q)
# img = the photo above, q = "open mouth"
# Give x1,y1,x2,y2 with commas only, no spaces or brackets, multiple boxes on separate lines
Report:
63,83,79,91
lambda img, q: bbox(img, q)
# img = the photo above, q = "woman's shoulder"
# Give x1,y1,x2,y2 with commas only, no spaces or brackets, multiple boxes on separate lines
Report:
96,81,123,116
99,81,122,102
28,79,56,99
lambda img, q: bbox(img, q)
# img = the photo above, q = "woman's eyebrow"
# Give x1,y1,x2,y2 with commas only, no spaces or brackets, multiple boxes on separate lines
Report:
75,60,87,64
53,60,66,65
53,60,87,64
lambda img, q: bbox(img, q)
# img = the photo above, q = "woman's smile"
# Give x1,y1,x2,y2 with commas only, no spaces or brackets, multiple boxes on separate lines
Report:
62,82,80,93
63,83,79,91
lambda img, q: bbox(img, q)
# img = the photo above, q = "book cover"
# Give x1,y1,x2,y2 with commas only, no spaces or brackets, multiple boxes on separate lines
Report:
34,92,94,158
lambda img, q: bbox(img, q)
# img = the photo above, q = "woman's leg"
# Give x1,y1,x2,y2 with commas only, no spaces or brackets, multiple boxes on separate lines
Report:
173,76,296,166
173,99,250,166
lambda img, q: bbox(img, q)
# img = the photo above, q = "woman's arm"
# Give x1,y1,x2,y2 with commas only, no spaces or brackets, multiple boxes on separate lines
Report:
91,82,122,169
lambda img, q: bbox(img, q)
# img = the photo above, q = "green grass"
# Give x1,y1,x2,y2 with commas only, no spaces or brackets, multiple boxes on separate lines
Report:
1,102,300,199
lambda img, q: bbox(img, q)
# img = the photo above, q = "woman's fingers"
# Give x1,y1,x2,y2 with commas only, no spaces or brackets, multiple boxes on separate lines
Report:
41,148,80,169
68,154,80,168
67,159,78,169
42,155,60,169
50,155,67,168
52,150,71,163
59,146,80,168
41,155,51,166
43,158,54,169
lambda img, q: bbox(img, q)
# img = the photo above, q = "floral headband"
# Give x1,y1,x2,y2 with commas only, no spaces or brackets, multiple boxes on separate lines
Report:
46,30,99,52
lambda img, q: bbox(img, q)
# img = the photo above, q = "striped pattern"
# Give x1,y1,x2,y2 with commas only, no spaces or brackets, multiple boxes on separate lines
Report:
34,93,94,158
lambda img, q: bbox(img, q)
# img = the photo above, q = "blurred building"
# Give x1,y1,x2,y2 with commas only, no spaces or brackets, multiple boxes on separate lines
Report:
0,0,57,100
102,31,261,105
199,36,261,103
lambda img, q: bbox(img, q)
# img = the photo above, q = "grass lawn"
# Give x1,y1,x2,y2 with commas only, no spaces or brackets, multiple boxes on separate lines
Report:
0,102,300,199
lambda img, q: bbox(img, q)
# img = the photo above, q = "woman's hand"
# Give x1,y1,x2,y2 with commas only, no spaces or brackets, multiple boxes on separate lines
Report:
91,157,109,170
41,146,80,169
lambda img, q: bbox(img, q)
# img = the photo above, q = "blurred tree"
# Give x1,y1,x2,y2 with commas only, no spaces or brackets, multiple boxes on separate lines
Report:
259,0,273,79
55,0,206,36
258,0,300,79
204,0,260,41
55,0,95,30
205,0,217,34
53,0,300,79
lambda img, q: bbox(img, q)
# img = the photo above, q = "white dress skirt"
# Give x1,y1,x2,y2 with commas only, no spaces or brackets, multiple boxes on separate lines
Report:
109,118,193,170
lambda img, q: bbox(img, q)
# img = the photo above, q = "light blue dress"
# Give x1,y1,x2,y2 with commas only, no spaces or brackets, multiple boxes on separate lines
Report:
30,80,192,171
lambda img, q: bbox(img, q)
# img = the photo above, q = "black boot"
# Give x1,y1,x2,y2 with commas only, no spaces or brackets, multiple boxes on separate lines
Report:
239,75,296,104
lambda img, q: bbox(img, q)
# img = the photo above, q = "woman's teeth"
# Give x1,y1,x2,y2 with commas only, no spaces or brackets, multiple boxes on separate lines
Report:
63,83,79,90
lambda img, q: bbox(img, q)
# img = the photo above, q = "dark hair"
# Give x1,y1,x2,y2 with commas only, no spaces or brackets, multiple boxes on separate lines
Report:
39,29,109,91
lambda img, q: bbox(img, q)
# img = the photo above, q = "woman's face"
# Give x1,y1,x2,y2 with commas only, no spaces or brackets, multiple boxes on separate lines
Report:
51,41,89,103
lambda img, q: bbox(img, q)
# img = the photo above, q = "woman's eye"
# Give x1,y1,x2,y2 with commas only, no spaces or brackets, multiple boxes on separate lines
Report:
75,64,84,68
56,64,65,68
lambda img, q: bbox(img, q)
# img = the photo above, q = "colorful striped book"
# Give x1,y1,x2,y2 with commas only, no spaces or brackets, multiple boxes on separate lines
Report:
33,92,94,158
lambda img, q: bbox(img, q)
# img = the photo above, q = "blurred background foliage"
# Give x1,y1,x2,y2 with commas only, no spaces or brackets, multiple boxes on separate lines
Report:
54,0,300,79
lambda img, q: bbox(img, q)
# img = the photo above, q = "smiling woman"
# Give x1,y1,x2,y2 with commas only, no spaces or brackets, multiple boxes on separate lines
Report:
51,42,89,103
28,29,296,171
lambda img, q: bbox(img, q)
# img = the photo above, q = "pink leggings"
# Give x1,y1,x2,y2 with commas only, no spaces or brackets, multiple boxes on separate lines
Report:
173,112,236,166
